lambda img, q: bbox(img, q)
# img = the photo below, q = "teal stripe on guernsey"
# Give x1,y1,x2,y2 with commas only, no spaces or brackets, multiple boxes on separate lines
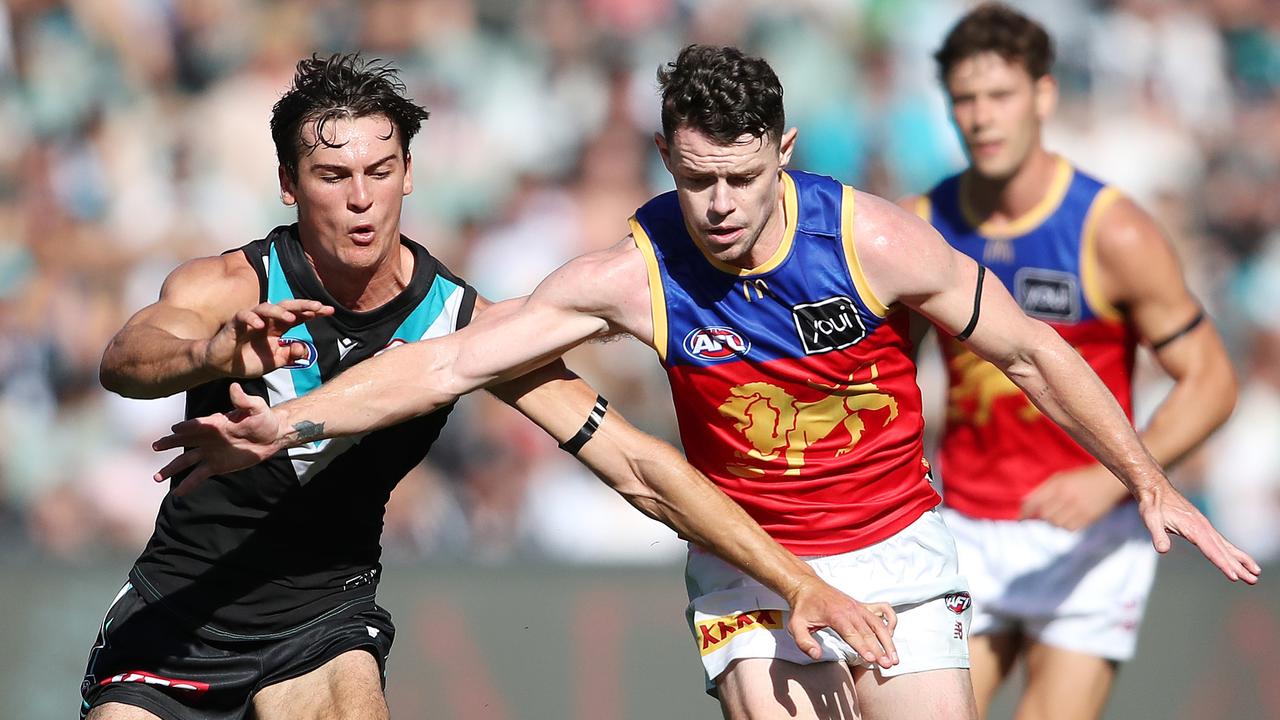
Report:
391,275,460,341
266,243,322,397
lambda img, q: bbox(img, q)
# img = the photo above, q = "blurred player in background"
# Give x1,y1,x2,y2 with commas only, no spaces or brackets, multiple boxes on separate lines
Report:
157,44,1258,720
79,53,898,720
901,4,1241,718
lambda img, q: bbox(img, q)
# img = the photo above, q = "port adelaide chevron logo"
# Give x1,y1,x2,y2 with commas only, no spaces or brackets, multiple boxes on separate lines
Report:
684,326,750,361
792,296,867,355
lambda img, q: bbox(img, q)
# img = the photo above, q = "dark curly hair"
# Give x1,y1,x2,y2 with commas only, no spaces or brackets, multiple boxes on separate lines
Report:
270,53,431,180
657,45,785,145
934,3,1055,82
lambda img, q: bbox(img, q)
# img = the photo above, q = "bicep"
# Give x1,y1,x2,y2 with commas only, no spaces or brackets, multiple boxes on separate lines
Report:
117,256,254,340
1095,199,1218,376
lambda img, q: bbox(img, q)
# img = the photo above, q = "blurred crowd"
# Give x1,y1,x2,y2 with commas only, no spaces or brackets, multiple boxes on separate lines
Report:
1,0,1278,565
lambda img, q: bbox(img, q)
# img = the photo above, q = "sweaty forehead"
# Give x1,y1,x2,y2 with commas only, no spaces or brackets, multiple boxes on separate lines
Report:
669,128,773,174
298,114,400,165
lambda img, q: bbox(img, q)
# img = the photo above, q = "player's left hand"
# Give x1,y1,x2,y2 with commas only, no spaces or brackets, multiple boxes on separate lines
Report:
786,576,899,669
1135,481,1261,584
1020,464,1130,531
151,382,287,495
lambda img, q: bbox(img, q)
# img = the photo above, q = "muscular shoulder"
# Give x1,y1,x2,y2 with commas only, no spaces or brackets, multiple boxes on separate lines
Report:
535,237,652,332
159,250,261,318
1091,194,1183,306
852,189,957,306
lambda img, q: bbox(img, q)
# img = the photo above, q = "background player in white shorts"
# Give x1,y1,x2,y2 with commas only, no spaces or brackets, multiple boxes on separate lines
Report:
902,5,1241,718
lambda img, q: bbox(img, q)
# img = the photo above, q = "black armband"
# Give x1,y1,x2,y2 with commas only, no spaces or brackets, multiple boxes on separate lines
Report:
559,395,609,456
1151,311,1205,351
954,265,987,342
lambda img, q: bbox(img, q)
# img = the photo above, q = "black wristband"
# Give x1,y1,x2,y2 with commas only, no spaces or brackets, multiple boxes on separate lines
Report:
1151,311,1205,351
559,395,609,455
955,265,987,342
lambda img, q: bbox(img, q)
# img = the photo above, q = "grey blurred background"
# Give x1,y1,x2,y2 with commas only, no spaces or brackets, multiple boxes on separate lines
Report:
0,0,1277,717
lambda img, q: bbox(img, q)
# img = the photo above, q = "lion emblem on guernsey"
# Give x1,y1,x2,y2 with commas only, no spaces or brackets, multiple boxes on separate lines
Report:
945,341,1038,426
717,363,898,477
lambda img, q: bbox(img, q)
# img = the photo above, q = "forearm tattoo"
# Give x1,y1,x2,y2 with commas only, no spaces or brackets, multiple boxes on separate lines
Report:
291,420,326,441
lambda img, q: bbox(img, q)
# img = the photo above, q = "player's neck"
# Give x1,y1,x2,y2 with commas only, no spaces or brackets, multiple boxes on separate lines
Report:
963,147,1059,228
307,242,414,312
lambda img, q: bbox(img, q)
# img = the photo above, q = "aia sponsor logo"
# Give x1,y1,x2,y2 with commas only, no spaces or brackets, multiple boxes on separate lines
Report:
281,338,318,369
696,609,783,656
944,591,972,615
684,326,750,362
99,670,210,696
791,296,867,355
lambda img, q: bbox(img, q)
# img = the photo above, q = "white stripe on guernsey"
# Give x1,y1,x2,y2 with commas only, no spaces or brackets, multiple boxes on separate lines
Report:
258,285,465,486
420,284,465,341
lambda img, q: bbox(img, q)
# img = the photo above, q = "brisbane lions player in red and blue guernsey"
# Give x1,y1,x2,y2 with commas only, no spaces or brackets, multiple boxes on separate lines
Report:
903,6,1242,720
159,45,1258,720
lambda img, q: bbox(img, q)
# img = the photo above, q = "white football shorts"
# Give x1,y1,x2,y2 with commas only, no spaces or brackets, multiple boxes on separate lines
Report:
684,508,972,693
942,502,1158,662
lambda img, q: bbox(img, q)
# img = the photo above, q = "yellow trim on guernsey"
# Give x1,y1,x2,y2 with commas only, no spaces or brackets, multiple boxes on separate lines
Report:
691,171,799,277
914,195,932,223
960,156,1074,239
840,185,889,318
1079,186,1125,323
629,215,669,362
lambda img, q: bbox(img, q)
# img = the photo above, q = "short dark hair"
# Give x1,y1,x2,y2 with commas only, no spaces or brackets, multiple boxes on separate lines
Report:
270,53,431,180
934,3,1054,82
657,44,785,145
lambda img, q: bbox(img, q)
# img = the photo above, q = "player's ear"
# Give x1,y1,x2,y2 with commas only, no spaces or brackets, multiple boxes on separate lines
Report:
777,127,798,170
1034,74,1057,123
279,165,298,207
402,152,414,196
654,132,673,173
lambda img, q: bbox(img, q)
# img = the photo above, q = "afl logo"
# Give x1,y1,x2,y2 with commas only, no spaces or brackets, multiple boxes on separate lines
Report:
683,326,750,361
281,338,318,369
944,592,972,615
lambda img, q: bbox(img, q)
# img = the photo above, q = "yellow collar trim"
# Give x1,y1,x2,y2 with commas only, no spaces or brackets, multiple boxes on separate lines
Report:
692,171,799,277
959,156,1074,239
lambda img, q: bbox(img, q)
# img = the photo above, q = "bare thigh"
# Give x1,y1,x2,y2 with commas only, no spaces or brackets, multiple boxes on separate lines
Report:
251,648,387,720
716,658,861,720
968,631,1022,718
1015,642,1117,720
852,666,977,720
85,703,163,720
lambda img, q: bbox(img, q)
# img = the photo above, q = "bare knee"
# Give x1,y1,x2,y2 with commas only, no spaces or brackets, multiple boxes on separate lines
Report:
253,649,387,720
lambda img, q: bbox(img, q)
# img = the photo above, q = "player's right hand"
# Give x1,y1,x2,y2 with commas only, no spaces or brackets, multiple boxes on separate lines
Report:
786,575,899,669
152,383,286,494
203,300,334,378
1135,481,1261,584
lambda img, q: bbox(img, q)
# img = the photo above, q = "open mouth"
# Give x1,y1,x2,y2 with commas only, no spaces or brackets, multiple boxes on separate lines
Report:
348,224,376,245
704,226,745,244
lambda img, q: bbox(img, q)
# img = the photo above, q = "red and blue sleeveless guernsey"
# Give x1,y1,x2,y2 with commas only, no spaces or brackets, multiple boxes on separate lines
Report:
917,156,1138,520
630,170,939,556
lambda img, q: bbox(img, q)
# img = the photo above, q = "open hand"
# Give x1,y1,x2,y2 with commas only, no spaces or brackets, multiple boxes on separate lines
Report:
786,576,899,669
152,383,287,494
204,300,333,378
1135,482,1261,584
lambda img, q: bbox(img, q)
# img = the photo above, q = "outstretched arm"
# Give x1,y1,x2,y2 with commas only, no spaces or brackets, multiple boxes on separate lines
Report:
487,361,898,668
855,190,1259,583
153,240,650,482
